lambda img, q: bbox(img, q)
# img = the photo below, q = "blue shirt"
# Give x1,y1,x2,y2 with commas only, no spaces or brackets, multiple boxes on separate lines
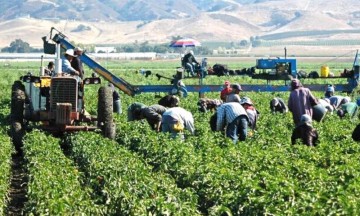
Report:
61,56,77,74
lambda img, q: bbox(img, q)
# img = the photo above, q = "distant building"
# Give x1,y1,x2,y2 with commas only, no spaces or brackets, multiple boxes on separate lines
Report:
95,47,116,53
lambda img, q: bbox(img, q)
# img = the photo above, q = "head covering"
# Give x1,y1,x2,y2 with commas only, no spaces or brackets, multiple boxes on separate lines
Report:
271,98,279,107
300,114,312,125
74,47,83,52
224,80,230,86
326,85,334,93
291,79,301,90
65,49,76,57
337,109,345,118
232,83,242,91
240,97,253,105
189,50,194,55
171,96,180,107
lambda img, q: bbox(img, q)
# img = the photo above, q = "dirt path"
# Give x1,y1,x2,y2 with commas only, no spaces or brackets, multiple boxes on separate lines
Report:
5,152,28,216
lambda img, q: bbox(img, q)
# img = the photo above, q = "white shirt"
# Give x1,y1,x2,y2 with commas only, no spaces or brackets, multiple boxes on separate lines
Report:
162,107,195,134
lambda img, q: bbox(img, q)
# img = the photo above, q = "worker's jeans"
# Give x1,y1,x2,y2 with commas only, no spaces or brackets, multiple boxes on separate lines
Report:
226,115,248,143
185,63,195,76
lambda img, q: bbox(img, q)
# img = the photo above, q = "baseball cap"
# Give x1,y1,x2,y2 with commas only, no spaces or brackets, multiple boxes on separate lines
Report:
240,97,253,105
326,85,334,92
232,83,242,91
224,80,230,85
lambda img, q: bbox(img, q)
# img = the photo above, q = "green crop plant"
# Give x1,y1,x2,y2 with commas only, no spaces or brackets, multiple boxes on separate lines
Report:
23,130,99,215
66,132,200,215
0,135,13,215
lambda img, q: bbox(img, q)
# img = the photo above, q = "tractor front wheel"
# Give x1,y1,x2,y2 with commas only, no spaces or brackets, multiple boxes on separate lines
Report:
97,86,116,139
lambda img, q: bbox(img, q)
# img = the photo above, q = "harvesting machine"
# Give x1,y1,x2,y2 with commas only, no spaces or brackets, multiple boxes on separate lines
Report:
9,27,360,149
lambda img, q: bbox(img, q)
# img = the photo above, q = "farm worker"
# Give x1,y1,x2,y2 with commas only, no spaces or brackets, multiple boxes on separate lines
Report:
291,114,319,147
270,97,288,113
158,94,180,108
108,83,122,114
71,47,85,79
197,98,223,113
329,95,350,110
337,102,358,119
61,49,80,77
127,102,147,121
211,102,249,143
161,107,195,139
318,98,334,113
324,84,335,98
352,124,360,141
220,80,232,102
139,105,167,132
288,79,318,125
200,58,208,78
226,83,242,103
240,97,260,130
44,61,55,76
182,50,199,77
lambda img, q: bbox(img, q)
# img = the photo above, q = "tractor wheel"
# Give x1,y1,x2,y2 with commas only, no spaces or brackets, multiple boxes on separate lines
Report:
97,86,115,139
10,121,25,153
11,81,25,121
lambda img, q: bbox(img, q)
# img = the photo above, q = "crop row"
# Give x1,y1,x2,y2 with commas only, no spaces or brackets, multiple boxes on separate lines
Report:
66,132,200,215
22,130,99,215
115,91,360,215
0,134,13,215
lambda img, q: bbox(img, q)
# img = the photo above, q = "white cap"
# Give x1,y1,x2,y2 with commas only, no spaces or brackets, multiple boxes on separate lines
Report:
240,97,253,105
65,49,76,57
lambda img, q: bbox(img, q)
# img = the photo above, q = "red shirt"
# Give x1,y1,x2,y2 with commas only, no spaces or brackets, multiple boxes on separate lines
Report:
220,87,232,102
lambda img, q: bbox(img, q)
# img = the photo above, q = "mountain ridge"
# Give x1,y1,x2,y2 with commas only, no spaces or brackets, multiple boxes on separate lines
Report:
0,0,360,48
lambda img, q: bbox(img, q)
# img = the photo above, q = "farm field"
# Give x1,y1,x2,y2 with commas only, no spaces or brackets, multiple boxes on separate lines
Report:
1,57,360,215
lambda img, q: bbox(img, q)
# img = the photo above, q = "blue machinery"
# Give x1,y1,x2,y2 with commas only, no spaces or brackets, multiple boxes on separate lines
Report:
48,28,360,95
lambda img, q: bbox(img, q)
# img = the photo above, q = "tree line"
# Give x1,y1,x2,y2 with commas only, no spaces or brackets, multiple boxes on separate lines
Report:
1,38,213,55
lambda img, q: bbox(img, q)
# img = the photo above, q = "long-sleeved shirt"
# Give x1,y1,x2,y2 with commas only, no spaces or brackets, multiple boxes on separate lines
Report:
220,87,232,102
216,102,248,131
329,96,349,109
141,105,167,125
71,57,84,78
270,97,288,113
288,87,318,125
291,123,318,146
61,56,78,75
318,99,334,113
340,102,358,118
226,93,241,103
161,107,195,134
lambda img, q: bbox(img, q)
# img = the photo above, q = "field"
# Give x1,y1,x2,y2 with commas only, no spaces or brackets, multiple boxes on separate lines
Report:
1,57,360,215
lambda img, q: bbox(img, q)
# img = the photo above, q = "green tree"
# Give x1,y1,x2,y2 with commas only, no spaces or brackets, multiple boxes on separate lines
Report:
1,39,32,53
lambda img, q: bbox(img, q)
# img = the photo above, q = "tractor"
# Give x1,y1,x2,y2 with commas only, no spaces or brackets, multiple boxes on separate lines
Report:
10,40,115,151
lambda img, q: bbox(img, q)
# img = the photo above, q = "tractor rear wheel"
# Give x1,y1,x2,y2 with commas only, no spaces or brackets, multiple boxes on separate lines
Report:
10,81,26,152
97,86,115,139
11,81,25,121
10,121,25,153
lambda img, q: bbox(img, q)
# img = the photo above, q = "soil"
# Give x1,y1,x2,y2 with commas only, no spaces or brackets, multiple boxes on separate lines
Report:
5,152,28,216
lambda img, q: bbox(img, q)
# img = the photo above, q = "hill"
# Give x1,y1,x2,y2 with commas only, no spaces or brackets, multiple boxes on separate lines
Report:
0,0,359,50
